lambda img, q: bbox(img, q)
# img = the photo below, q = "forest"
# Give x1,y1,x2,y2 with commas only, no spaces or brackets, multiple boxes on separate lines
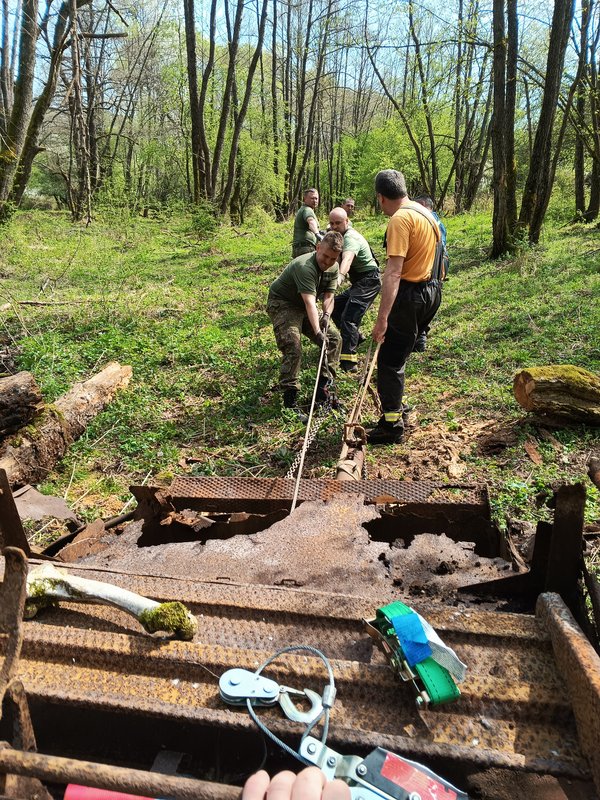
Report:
0,0,598,252
0,0,599,532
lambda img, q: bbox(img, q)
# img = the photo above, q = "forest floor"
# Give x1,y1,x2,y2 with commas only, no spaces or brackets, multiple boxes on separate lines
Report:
0,204,599,554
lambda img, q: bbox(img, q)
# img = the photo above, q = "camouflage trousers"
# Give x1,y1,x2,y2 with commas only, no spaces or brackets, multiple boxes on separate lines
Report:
292,244,316,259
267,297,341,390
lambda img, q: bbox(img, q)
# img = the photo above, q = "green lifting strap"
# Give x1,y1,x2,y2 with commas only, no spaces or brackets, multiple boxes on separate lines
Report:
375,601,460,707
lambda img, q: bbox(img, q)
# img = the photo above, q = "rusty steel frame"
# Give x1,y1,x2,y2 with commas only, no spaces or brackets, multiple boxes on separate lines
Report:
4,562,594,783
537,592,600,793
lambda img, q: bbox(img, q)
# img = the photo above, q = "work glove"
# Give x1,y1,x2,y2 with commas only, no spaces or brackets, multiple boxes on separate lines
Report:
320,313,330,332
315,330,326,347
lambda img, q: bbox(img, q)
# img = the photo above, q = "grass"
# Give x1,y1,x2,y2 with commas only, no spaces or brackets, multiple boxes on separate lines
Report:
0,204,599,535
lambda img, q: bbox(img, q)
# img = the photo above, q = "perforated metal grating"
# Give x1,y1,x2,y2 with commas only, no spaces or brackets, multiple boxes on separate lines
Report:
167,476,485,512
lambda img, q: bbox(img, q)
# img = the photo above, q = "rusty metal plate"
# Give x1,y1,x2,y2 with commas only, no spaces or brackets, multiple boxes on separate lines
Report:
166,476,485,512
537,592,600,792
4,563,592,782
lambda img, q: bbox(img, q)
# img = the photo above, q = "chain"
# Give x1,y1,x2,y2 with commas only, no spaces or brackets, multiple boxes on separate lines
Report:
285,401,331,479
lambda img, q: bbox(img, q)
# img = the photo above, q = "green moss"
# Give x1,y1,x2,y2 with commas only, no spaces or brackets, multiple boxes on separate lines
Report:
524,365,600,393
139,601,197,640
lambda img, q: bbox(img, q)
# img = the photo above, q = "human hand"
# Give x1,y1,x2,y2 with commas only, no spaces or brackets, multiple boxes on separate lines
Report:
320,313,330,332
315,330,326,346
372,318,387,343
242,767,351,800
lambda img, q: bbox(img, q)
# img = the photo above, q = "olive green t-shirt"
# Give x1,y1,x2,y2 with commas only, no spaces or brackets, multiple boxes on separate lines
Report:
293,204,318,248
342,227,378,284
268,253,338,309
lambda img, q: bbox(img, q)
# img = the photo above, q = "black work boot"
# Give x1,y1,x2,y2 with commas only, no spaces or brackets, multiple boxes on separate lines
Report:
367,417,404,445
413,333,427,352
282,388,308,423
340,359,358,374
315,377,343,411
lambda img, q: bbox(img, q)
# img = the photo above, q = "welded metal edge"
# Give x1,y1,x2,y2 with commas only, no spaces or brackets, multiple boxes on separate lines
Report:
536,592,600,793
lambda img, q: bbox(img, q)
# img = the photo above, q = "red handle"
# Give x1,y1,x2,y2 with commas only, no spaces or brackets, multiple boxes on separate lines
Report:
64,786,156,800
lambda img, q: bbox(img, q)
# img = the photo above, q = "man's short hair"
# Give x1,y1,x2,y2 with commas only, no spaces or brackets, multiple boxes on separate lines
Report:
304,187,319,197
343,197,355,206
320,231,343,252
414,195,434,210
375,170,407,200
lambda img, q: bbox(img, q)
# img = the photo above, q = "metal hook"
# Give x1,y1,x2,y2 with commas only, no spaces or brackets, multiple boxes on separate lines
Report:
278,687,323,724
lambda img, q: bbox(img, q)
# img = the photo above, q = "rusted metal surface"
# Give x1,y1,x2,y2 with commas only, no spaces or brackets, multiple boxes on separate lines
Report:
165,476,486,512
545,484,586,615
537,592,600,793
3,561,593,781
0,746,240,799
0,547,53,799
0,474,30,557
0,549,28,695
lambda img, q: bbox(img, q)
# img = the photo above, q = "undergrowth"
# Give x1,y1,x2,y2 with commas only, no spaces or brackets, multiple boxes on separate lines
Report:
0,206,598,533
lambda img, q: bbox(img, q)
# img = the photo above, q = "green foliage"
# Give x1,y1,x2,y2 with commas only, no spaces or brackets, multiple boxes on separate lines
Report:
190,200,220,239
0,206,598,532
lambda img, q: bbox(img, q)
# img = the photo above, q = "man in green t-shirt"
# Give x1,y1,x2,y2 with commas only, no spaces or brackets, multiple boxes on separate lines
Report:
328,207,381,373
268,232,343,413
292,188,322,258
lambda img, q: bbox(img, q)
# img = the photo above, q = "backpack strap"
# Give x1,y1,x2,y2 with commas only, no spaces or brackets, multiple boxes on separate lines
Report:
398,202,441,242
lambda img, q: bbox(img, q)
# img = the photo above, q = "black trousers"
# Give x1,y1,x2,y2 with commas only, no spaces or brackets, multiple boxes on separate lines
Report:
377,279,442,415
332,271,381,361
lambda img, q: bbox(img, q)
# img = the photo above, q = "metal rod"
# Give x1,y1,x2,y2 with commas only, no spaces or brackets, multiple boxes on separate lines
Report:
290,326,329,513
0,747,240,800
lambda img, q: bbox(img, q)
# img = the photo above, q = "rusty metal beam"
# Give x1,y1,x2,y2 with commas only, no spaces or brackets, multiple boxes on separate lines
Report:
537,593,600,793
545,484,586,611
0,474,30,557
0,745,239,799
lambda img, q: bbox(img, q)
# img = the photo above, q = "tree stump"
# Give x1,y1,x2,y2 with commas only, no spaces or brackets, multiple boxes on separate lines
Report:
0,362,132,487
513,365,600,424
0,372,44,437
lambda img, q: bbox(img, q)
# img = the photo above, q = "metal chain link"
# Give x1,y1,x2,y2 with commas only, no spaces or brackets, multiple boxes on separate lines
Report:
285,401,331,479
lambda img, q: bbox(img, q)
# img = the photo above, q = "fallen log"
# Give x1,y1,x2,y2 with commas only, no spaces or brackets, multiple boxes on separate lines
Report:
513,365,600,424
0,362,132,487
0,371,44,437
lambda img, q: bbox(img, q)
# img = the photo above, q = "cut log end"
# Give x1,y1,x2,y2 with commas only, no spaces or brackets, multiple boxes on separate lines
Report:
513,365,600,424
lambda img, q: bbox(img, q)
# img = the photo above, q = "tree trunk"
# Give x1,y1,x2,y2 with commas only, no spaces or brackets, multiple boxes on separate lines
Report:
517,0,575,243
220,0,269,214
513,365,600,424
0,0,38,215
8,0,90,211
0,372,43,436
491,0,509,257
0,362,132,487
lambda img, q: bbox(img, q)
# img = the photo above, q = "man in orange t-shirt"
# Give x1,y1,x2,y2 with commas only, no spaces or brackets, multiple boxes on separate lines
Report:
368,169,443,445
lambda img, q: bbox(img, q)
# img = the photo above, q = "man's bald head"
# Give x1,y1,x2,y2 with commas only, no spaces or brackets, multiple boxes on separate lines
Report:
328,207,349,234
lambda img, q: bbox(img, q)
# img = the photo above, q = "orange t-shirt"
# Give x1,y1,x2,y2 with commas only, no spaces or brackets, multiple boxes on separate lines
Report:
385,202,439,282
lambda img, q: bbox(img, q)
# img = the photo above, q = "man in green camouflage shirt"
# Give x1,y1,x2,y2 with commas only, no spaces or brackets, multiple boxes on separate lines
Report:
292,188,322,258
328,207,381,372
268,232,343,412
